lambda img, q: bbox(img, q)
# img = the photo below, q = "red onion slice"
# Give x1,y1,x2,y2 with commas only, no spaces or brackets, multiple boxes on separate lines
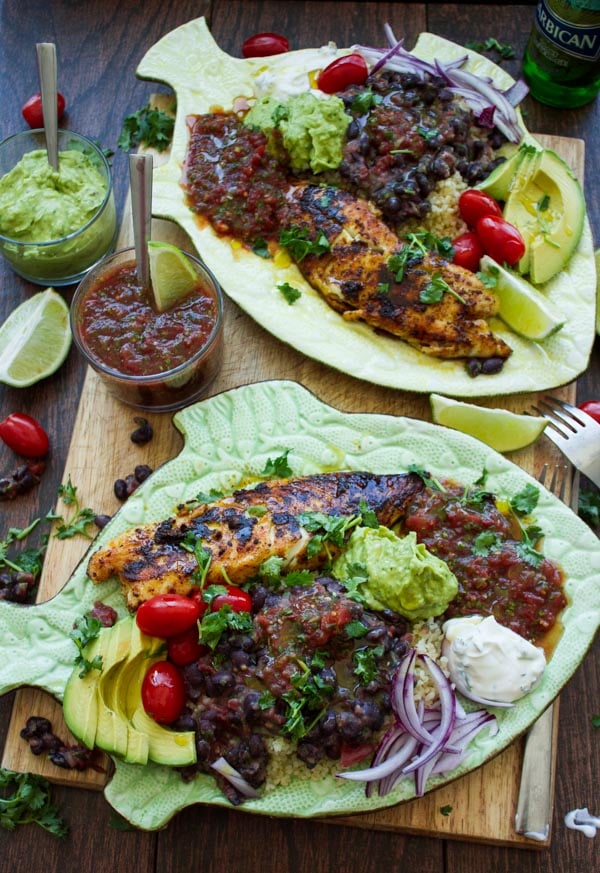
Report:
210,757,261,798
337,649,497,799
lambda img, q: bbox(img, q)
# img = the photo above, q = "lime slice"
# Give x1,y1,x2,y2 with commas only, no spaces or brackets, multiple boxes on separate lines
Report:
147,241,199,312
480,255,565,341
430,393,547,453
0,288,71,387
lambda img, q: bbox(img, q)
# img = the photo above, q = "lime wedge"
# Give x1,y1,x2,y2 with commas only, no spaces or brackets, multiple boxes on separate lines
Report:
480,255,565,341
430,393,547,453
0,288,71,387
147,241,199,312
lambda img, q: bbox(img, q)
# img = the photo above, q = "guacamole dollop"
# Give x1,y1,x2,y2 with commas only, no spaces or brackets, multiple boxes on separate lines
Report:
333,526,458,621
0,148,108,242
244,91,350,174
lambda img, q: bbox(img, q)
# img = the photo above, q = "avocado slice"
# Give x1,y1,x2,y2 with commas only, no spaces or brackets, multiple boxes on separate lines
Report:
477,144,531,202
131,704,197,767
502,148,584,284
527,150,585,285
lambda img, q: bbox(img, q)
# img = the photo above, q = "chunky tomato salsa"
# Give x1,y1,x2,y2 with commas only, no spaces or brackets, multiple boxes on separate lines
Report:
402,482,567,643
78,262,220,377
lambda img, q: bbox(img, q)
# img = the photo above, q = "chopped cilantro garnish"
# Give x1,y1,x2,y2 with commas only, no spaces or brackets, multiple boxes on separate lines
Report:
262,450,293,479
252,238,271,259
277,282,302,304
510,484,540,516
420,272,466,306
345,620,369,639
279,226,330,261
353,645,384,685
199,604,253,650
472,531,500,556
70,613,103,677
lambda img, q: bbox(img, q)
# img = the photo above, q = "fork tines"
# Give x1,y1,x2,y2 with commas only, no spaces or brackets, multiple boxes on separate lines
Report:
532,395,599,439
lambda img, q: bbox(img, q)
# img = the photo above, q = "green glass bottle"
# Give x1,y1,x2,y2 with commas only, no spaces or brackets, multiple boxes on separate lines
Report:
523,0,600,107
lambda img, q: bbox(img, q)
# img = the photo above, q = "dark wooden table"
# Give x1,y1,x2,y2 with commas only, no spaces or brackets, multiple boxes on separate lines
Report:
0,2,598,871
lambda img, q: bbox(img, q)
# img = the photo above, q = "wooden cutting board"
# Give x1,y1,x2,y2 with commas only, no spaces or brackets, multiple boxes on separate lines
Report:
1,130,584,848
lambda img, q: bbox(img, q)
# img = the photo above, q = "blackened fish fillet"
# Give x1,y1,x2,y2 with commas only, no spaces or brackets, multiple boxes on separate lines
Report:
87,471,424,610
287,185,512,361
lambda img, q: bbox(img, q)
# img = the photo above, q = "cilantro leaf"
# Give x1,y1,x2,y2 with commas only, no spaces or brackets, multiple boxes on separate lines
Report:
277,282,302,304
510,484,540,516
420,272,466,306
117,104,175,152
279,226,330,261
69,613,103,677
579,488,600,529
472,531,500,556
262,450,293,479
199,604,253,650
353,645,384,685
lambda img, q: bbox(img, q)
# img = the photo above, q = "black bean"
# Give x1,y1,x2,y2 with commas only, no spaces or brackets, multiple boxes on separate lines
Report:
130,417,153,445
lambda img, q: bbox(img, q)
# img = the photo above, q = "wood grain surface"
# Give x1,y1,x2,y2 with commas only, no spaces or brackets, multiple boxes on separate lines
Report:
1,133,580,847
1,4,598,873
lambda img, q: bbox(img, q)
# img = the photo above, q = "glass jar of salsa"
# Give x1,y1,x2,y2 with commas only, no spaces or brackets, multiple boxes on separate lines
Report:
70,246,224,411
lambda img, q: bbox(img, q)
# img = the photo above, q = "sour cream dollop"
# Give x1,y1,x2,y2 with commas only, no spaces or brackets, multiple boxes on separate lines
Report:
442,615,546,706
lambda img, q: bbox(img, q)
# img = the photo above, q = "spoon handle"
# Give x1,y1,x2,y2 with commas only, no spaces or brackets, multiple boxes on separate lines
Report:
36,42,59,170
129,153,153,288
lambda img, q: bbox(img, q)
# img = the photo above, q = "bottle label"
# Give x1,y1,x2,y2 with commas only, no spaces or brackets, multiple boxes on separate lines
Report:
536,0,600,61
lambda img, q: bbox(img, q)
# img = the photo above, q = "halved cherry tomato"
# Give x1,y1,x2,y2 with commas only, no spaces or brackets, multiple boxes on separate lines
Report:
578,400,600,424
141,661,185,724
317,53,369,94
167,626,207,666
451,231,485,273
210,585,252,614
21,91,66,128
476,215,526,266
136,593,201,638
0,413,49,457
242,32,289,58
458,189,503,228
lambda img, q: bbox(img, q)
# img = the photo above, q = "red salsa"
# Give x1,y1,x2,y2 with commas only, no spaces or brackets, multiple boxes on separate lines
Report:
78,261,220,377
402,482,567,645
181,113,291,245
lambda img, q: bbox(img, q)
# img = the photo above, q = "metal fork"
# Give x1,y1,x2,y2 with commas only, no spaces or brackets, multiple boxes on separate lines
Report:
532,396,600,488
514,462,576,842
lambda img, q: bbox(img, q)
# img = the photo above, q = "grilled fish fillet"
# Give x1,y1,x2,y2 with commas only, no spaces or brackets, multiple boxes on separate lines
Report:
87,471,424,611
287,185,512,361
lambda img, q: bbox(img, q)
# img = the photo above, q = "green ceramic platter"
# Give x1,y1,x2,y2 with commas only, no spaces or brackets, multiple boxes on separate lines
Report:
0,381,598,829
135,18,596,398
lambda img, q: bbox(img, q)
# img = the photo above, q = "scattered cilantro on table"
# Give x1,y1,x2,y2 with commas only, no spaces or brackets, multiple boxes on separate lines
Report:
465,37,515,61
117,102,175,152
0,769,68,837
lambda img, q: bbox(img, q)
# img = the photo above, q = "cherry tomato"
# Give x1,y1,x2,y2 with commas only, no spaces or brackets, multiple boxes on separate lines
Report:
210,585,252,614
167,626,206,666
190,589,210,617
0,413,49,457
475,215,526,267
458,189,503,228
578,400,600,424
21,91,66,128
242,32,289,58
136,593,201,638
451,231,485,273
317,53,369,94
141,661,185,724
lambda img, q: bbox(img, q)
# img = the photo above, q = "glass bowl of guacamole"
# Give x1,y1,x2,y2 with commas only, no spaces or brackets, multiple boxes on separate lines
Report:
0,129,117,286
70,246,224,411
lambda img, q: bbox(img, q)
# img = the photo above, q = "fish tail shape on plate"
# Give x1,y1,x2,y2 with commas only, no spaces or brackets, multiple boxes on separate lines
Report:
287,185,512,361
87,471,425,611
